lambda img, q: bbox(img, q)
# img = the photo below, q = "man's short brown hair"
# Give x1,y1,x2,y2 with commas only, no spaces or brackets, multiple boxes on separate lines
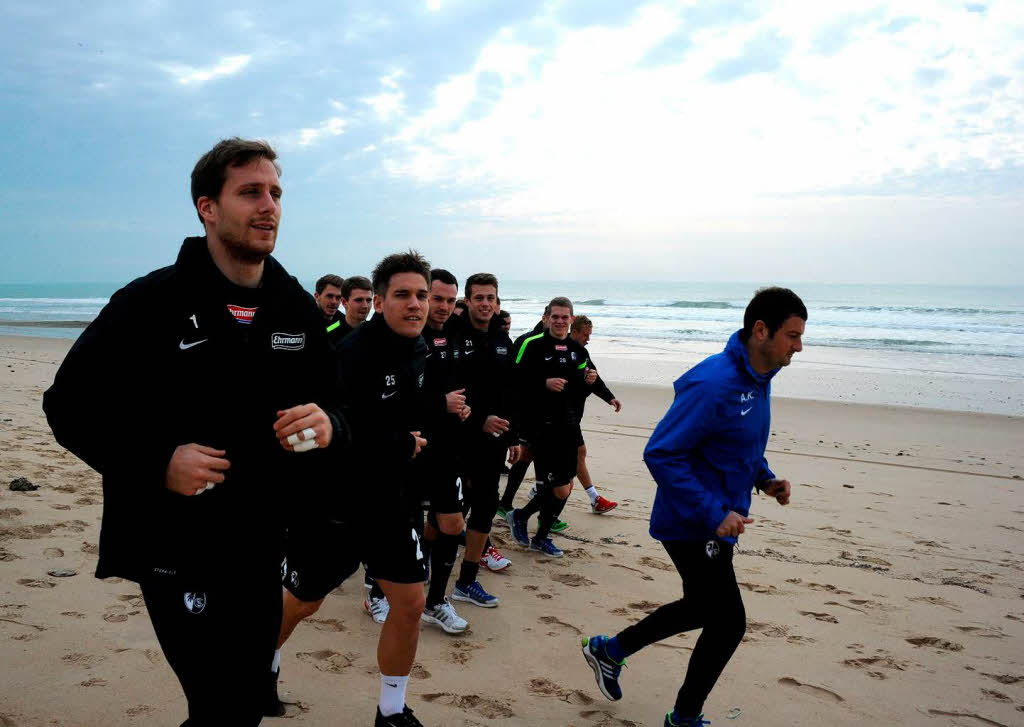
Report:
342,276,372,298
464,273,499,299
371,252,431,296
548,296,574,315
191,138,280,225
316,274,343,295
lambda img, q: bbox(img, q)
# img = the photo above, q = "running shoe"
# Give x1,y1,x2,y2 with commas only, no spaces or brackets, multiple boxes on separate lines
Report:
364,594,390,624
530,536,564,558
263,668,286,717
550,519,569,533
375,705,424,726
495,504,509,519
528,483,538,500
481,545,511,571
505,509,529,546
665,714,710,727
581,635,624,701
421,597,468,634
592,495,618,514
451,580,499,608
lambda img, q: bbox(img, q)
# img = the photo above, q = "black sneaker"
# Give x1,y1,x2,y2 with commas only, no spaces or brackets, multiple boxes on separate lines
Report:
375,705,424,726
263,668,286,717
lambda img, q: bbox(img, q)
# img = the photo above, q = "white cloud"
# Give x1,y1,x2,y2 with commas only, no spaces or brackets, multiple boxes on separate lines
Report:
161,54,251,85
380,0,1024,231
363,71,406,121
426,0,442,11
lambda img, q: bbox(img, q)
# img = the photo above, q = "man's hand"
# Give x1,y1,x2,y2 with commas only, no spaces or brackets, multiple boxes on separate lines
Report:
165,443,231,496
445,388,467,415
410,431,427,458
435,511,465,536
584,368,598,385
761,478,791,505
508,445,522,464
458,404,472,422
546,377,567,392
610,398,622,413
274,404,333,451
716,511,754,538
482,415,510,436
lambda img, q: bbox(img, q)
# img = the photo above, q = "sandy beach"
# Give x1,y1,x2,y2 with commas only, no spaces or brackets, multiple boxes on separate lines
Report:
2,334,1023,726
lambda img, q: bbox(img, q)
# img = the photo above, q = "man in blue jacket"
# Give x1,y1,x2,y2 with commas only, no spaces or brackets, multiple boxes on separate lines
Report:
581,287,806,727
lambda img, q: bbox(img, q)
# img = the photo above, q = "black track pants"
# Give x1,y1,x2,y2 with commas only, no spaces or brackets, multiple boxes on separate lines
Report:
614,539,745,719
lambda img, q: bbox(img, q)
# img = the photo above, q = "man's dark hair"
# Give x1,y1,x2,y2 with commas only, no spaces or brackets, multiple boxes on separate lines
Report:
498,310,511,320
548,296,574,315
454,300,468,312
741,287,807,341
464,273,499,298
315,274,343,295
341,275,372,298
430,268,458,287
542,303,552,316
191,138,280,225
571,314,592,332
372,251,431,297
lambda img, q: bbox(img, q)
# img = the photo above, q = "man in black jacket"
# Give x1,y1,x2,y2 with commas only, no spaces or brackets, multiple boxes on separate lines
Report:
42,138,347,726
336,251,433,727
449,273,521,609
506,297,595,557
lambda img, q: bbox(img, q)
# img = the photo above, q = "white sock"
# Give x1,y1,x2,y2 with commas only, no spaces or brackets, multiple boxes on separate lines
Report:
379,673,409,717
585,486,599,504
272,648,282,673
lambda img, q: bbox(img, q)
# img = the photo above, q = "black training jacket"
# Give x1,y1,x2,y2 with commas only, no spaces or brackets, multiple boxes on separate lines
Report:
570,350,616,422
512,330,591,434
419,319,469,511
42,237,347,583
450,313,516,445
336,315,429,511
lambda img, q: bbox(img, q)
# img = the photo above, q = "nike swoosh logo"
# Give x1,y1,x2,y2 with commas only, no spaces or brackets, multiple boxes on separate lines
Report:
545,356,553,361
740,407,753,416
179,339,208,350
382,391,397,399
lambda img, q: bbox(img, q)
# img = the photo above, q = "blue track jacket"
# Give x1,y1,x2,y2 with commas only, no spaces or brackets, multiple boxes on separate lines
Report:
645,330,778,544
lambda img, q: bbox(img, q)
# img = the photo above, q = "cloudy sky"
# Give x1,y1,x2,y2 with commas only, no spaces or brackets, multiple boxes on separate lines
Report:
2,0,1022,285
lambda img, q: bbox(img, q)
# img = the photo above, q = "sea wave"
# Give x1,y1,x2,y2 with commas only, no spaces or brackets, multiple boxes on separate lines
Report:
574,298,737,309
823,305,1017,315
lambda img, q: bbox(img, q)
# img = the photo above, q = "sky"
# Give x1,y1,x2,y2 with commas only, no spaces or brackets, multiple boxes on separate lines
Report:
1,0,1022,286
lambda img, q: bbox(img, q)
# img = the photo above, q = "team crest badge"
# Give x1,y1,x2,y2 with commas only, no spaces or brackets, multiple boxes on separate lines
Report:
705,540,720,559
183,591,207,614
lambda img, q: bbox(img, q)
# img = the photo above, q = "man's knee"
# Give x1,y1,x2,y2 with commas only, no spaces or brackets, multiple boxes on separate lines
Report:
552,483,571,499
384,583,426,620
295,598,323,620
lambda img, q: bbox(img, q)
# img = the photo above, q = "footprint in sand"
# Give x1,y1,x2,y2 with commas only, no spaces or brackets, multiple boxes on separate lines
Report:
410,664,431,679
955,625,1005,638
786,579,852,595
981,689,1012,703
738,582,781,595
579,709,639,726
446,640,484,665
778,677,843,702
842,653,909,679
422,692,515,719
923,708,1012,726
0,548,20,562
80,542,99,555
103,606,128,623
306,617,346,633
539,615,582,635
747,621,789,638
906,636,964,652
125,705,154,718
551,573,596,587
637,556,673,571
80,678,108,687
528,677,594,705
62,652,102,669
825,600,868,614
17,578,56,589
799,611,839,624
296,649,357,674
43,547,64,558
626,601,660,614
609,563,654,581
909,595,962,612
980,673,1023,685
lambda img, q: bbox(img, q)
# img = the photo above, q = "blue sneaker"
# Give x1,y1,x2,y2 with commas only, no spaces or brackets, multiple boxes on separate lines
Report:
581,635,623,701
505,509,529,546
530,536,564,557
665,714,709,727
451,580,499,608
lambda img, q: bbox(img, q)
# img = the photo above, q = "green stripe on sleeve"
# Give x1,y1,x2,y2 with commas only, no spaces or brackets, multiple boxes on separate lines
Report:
515,333,545,364
326,321,340,333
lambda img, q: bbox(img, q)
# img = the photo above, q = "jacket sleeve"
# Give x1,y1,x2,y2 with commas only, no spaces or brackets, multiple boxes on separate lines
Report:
301,298,350,451
42,280,178,489
754,458,777,490
583,354,615,403
642,377,729,533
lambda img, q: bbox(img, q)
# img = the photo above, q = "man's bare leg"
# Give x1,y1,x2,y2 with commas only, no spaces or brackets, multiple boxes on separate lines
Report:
376,580,426,717
278,589,323,648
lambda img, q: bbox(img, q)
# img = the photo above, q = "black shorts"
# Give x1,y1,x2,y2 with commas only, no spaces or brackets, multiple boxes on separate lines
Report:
282,517,361,603
141,565,281,725
531,424,579,488
573,421,585,449
362,514,427,585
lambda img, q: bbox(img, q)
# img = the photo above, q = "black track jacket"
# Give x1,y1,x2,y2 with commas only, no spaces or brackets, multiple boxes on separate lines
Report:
513,330,591,434
42,237,347,583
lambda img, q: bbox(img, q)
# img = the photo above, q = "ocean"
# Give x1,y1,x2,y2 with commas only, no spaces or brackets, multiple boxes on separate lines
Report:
2,280,1022,378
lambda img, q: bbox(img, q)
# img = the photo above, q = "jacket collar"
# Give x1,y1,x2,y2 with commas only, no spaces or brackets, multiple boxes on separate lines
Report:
175,236,288,294
725,329,778,385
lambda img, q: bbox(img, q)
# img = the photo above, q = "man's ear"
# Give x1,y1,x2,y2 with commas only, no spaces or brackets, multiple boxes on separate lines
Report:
196,196,217,225
373,294,384,313
752,320,768,342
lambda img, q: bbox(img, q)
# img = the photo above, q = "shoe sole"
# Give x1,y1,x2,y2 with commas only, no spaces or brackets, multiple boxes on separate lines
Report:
420,612,468,634
364,603,388,624
581,638,622,701
482,561,511,572
592,505,618,514
550,523,570,533
451,592,499,608
530,548,564,558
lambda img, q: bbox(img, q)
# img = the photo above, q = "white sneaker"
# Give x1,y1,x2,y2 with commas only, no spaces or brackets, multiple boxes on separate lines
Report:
528,483,538,500
364,595,390,624
421,597,468,634
481,545,511,571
